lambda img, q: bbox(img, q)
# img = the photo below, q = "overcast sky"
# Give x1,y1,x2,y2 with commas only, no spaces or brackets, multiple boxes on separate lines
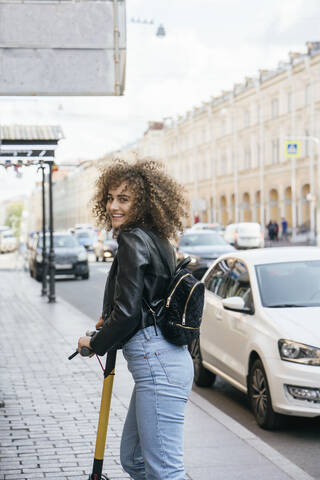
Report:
1,0,320,201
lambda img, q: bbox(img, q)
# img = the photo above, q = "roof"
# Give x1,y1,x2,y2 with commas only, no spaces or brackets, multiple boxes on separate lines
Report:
0,125,64,141
219,247,320,266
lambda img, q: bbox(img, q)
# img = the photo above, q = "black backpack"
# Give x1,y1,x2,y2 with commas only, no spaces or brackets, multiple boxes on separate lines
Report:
144,231,205,346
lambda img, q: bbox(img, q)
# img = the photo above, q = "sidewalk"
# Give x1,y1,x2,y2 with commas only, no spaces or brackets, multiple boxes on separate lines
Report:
0,269,314,480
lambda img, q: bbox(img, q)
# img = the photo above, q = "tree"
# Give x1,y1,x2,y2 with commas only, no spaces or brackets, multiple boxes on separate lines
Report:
5,202,24,239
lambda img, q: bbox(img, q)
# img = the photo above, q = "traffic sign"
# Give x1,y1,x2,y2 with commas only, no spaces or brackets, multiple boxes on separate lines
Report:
284,140,301,158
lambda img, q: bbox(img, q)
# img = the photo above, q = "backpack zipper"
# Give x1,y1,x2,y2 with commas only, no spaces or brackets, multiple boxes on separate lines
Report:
166,273,192,308
182,281,201,325
175,323,200,330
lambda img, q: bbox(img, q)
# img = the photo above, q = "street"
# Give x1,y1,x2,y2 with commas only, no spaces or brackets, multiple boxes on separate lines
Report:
54,259,320,480
0,251,319,479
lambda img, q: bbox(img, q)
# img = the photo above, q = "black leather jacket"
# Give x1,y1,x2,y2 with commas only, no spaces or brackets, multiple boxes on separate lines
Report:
90,227,176,356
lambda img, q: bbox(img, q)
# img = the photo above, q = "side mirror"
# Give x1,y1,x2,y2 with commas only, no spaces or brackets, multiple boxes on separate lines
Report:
222,296,253,314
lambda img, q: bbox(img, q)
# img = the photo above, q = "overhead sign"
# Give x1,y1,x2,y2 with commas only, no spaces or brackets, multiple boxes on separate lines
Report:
284,141,301,158
0,0,126,96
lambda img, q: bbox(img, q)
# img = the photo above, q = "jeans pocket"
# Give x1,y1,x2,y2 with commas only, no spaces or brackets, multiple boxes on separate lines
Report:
155,347,193,388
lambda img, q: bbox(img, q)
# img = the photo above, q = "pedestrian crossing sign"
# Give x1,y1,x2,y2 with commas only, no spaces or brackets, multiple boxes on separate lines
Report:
284,140,301,158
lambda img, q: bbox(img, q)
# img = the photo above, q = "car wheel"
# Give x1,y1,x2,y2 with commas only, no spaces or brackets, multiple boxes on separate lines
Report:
248,358,283,430
30,269,33,278
82,273,89,280
36,273,42,282
189,339,216,388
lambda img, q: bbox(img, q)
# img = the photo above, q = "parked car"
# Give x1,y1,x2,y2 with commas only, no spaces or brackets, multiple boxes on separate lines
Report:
29,232,89,281
177,230,235,280
94,232,118,262
0,229,17,253
191,247,320,429
224,222,264,249
74,223,94,231
190,222,222,233
75,229,98,252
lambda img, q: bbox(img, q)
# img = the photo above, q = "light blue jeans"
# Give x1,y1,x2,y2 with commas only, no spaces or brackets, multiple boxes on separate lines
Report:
120,326,194,480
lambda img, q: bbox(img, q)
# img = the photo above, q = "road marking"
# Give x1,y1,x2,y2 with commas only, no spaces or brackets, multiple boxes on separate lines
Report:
190,391,315,480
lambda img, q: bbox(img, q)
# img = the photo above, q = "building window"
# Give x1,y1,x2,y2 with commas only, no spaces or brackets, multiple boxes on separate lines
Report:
271,98,279,118
256,143,261,167
305,84,311,105
206,153,211,178
257,105,261,124
220,119,226,137
244,146,251,170
202,160,207,179
287,90,292,113
305,129,309,157
244,110,250,128
272,139,279,164
185,163,190,183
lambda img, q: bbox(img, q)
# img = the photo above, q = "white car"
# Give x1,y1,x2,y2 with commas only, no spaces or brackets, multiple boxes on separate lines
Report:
191,222,222,233
192,247,320,429
0,229,17,253
224,222,264,249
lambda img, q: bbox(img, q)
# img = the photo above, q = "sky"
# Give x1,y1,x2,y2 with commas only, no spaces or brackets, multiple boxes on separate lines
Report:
1,0,320,201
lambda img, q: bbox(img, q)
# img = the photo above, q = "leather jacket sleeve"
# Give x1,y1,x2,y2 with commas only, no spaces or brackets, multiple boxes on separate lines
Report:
90,229,150,356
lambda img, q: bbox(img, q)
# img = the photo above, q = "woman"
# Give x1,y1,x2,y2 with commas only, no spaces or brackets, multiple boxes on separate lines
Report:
78,159,193,480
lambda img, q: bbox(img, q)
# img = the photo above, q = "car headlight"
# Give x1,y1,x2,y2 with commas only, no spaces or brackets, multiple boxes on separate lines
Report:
78,251,88,261
36,253,43,263
278,339,320,366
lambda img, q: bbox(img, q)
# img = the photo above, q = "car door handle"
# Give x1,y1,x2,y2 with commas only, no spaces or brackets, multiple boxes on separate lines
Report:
216,312,223,320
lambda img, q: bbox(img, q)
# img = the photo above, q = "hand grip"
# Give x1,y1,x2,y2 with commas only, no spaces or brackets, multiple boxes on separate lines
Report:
80,346,93,357
68,346,93,360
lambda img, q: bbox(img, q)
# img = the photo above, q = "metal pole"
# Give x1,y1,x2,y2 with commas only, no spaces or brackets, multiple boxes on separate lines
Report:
48,161,55,303
232,106,239,222
41,164,48,296
113,0,121,96
316,140,320,247
285,136,320,244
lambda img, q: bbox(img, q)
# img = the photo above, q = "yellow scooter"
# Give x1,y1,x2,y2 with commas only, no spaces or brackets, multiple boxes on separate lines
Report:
69,333,117,480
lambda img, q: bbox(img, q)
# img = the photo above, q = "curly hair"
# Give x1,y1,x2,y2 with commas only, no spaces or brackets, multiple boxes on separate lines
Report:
92,158,189,239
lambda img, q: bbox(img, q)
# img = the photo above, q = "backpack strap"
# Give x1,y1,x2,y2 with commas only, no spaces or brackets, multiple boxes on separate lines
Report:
143,230,191,274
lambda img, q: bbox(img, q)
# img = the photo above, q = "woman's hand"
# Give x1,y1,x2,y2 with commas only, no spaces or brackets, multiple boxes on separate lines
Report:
96,316,104,329
78,336,94,357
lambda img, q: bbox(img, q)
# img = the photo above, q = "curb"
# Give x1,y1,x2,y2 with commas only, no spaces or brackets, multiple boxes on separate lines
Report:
190,391,315,480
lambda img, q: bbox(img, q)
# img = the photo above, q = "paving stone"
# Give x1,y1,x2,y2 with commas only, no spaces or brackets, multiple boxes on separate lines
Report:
0,271,300,480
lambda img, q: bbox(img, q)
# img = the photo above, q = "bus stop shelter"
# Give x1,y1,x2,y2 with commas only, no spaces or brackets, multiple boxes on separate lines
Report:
0,124,64,302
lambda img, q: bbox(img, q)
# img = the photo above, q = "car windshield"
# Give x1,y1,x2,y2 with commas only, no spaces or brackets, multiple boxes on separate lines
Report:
256,260,320,307
38,235,79,248
179,232,227,247
76,231,93,239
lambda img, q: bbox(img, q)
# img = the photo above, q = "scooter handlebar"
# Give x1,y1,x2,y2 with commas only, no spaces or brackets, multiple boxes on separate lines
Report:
68,346,93,360
68,328,101,360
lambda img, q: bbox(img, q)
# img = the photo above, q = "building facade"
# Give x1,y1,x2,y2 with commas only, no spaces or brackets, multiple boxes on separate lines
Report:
162,42,320,237
47,42,320,237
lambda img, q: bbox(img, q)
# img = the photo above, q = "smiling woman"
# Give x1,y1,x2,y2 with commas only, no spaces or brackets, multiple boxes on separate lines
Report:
78,158,193,479
106,183,135,230
92,158,189,238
